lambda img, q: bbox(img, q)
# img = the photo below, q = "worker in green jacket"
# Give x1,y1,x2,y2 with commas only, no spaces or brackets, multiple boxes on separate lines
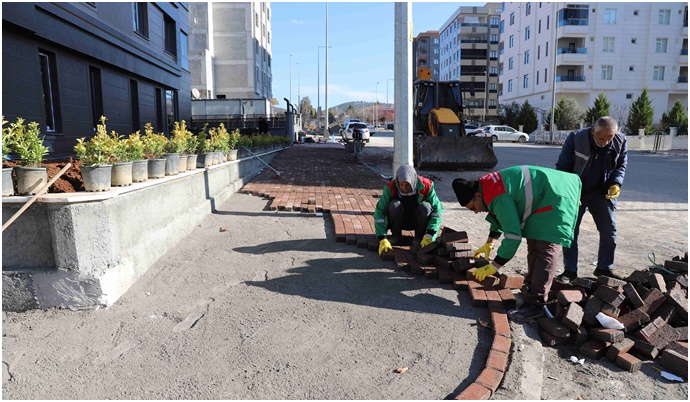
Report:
452,166,581,321
375,165,444,256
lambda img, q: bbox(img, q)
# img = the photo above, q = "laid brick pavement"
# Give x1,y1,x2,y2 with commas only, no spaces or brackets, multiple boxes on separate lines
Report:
240,144,515,399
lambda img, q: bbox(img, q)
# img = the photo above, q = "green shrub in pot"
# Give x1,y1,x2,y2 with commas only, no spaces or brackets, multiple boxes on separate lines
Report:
12,118,49,167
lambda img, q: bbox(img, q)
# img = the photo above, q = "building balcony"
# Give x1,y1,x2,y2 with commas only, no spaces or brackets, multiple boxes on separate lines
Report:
556,48,587,65
556,75,585,82
558,23,588,37
460,22,488,28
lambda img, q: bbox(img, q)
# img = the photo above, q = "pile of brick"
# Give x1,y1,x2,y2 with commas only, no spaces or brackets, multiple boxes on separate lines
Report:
535,264,688,379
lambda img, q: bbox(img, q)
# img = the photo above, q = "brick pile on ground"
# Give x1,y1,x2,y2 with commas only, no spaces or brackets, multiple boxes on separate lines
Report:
536,262,688,379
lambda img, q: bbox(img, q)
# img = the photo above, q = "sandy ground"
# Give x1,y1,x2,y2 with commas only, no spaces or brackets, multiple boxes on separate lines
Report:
2,133,688,399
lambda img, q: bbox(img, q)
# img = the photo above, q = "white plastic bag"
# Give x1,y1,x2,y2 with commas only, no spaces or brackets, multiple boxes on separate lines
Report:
595,312,624,330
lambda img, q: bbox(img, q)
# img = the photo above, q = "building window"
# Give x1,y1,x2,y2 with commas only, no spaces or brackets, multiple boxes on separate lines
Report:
510,12,515,25
433,58,439,65
490,34,499,43
489,83,497,91
130,80,140,132
653,66,665,80
434,48,439,55
500,19,505,33
490,66,498,75
526,2,532,16
633,10,639,16
509,35,514,48
631,38,637,44
164,13,176,57
89,66,103,130
255,12,259,27
433,38,439,44
508,79,513,92
490,17,499,27
545,41,549,57
546,15,549,29
601,65,613,80
256,67,260,83
38,50,61,133
490,50,498,58
603,37,615,53
489,99,497,107
509,57,514,70
180,31,188,70
538,19,541,33
658,9,671,25
165,89,177,135
523,74,529,88
133,3,148,38
604,9,617,24
525,26,531,40
626,93,633,99
655,38,668,53
536,70,540,84
629,66,634,71
537,45,540,59
544,68,548,83
524,50,530,64
268,32,271,44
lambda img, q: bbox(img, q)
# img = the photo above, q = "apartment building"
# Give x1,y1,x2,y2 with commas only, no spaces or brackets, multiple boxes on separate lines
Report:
188,2,272,100
500,2,688,127
439,3,503,123
2,2,191,156
413,31,440,80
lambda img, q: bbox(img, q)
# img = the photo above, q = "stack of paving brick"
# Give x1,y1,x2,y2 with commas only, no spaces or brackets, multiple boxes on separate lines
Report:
536,268,688,379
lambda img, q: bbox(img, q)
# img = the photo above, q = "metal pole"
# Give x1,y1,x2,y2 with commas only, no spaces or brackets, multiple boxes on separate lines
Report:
375,81,379,127
393,2,413,173
289,53,292,109
317,47,320,131
297,62,300,112
386,78,394,125
549,3,559,137
324,3,331,141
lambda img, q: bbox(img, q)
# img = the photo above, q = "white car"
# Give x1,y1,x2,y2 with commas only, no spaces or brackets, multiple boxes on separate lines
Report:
341,122,371,143
476,125,529,143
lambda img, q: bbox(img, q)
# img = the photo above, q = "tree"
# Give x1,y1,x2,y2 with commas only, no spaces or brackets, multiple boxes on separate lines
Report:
328,109,335,124
625,88,654,135
544,96,584,131
498,102,521,128
299,96,315,120
584,92,612,126
659,100,688,136
517,100,538,133
346,104,356,118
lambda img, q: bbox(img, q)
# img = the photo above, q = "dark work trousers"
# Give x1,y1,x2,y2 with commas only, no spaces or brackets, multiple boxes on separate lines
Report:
524,239,561,305
562,194,617,273
387,200,432,241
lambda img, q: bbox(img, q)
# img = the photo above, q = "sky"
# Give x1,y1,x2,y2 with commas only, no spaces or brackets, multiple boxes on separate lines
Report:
270,2,482,110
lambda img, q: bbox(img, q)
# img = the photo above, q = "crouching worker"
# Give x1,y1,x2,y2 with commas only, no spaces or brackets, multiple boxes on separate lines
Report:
375,165,443,256
452,166,581,321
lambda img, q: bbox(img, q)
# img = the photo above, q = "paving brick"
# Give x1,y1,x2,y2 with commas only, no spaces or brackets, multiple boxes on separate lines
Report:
660,350,688,379
573,277,595,290
644,322,680,350
497,288,516,308
446,242,473,251
356,235,368,248
345,234,357,245
470,288,488,307
557,289,584,304
651,302,676,324
593,285,625,307
409,258,425,275
452,258,475,274
590,328,624,343
480,276,499,289
562,302,585,331
631,338,659,360
664,260,689,273
418,240,440,256
381,250,395,261
416,252,436,265
617,308,651,333
665,287,689,316
574,326,589,347
626,270,653,284
580,339,608,360
615,353,642,372
674,327,688,341
475,367,504,393
623,283,645,309
538,317,571,337
485,290,502,304
597,276,628,288
442,229,469,245
423,267,438,280
491,309,511,337
466,268,477,280
452,279,469,291
648,273,668,293
450,250,474,259
437,266,454,284
554,302,566,320
436,246,449,256
433,255,452,270
664,341,688,357
605,338,635,361
454,383,492,400
600,303,621,318
639,288,667,316
468,280,483,290
498,274,524,290
492,334,512,353
634,316,666,343
486,349,509,373
583,296,605,327
539,329,570,346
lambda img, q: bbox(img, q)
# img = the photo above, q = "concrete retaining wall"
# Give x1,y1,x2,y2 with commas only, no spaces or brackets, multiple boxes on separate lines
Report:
2,149,282,311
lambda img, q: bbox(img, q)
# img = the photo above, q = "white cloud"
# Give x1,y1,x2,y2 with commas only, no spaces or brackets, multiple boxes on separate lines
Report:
290,19,304,25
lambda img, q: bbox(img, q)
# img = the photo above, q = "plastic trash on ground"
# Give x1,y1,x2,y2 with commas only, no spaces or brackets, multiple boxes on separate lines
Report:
569,356,585,365
661,371,684,382
543,305,554,318
595,312,624,329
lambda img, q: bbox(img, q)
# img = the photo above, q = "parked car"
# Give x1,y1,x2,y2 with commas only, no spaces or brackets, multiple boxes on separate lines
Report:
476,125,529,143
386,123,394,130
341,122,371,142
464,124,480,136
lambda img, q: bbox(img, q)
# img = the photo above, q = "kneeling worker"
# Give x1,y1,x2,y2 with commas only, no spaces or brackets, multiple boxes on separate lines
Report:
452,166,581,321
376,165,444,256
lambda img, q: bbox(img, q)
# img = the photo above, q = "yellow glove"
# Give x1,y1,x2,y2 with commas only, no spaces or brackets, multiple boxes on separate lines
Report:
474,264,498,281
605,184,620,200
378,238,392,257
474,243,493,259
420,234,434,248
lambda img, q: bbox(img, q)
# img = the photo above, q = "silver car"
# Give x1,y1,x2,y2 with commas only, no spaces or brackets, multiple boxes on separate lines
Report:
477,125,529,143
342,122,371,143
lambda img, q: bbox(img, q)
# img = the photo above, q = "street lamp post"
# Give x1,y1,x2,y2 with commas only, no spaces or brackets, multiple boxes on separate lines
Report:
297,62,300,112
289,53,293,108
386,78,394,125
375,81,379,127
318,45,331,131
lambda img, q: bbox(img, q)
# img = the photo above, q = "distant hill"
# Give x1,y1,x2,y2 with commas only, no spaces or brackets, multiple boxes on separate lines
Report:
329,101,391,114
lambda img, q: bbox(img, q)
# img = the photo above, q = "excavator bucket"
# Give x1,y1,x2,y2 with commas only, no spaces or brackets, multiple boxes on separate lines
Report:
413,135,497,170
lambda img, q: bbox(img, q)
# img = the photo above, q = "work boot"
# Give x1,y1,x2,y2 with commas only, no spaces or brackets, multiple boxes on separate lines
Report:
593,268,623,280
507,303,544,322
554,270,577,284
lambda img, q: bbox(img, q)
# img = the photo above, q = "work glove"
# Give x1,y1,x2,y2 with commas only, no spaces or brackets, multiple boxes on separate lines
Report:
474,243,494,259
605,184,620,200
473,263,498,281
420,234,434,248
378,238,393,257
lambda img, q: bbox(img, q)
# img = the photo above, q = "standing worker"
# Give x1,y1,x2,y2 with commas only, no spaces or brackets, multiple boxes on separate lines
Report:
554,116,628,283
452,166,581,321
376,165,443,256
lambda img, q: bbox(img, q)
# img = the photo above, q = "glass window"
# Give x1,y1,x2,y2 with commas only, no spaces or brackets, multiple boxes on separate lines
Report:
658,9,670,25
180,32,188,70
508,79,513,92
524,50,530,64
133,3,148,38
164,13,176,57
538,19,541,33
603,37,615,53
537,45,540,59
490,66,497,74
89,66,103,129
604,9,617,24
545,41,549,57
523,74,529,88
130,80,139,131
653,66,665,80
526,2,531,16
490,34,499,43
38,50,61,132
601,65,613,80
165,89,178,135
510,12,515,25
655,38,668,53
509,57,514,70
525,26,531,40
509,35,514,48
536,70,540,84
490,50,498,58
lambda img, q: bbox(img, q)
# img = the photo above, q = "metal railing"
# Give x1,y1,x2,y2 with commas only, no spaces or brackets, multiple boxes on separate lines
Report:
556,75,586,82
557,47,587,55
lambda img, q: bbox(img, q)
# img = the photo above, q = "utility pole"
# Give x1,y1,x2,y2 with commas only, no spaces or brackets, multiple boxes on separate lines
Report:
386,78,394,125
393,2,413,173
375,81,379,127
323,3,331,141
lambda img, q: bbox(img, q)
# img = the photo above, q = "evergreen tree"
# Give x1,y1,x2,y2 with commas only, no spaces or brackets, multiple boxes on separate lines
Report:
584,92,612,126
498,102,520,128
518,100,538,133
625,88,654,135
546,96,583,131
659,100,688,136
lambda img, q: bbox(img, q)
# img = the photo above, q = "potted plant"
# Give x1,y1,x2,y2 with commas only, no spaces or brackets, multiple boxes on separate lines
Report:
208,126,221,164
195,123,213,168
2,117,15,196
110,130,133,187
237,135,253,158
127,131,148,182
74,116,114,192
170,120,191,173
12,118,49,195
228,129,240,161
186,134,199,170
142,123,167,179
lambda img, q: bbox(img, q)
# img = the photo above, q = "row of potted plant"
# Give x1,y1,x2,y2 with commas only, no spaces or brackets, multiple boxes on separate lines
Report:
2,116,290,195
